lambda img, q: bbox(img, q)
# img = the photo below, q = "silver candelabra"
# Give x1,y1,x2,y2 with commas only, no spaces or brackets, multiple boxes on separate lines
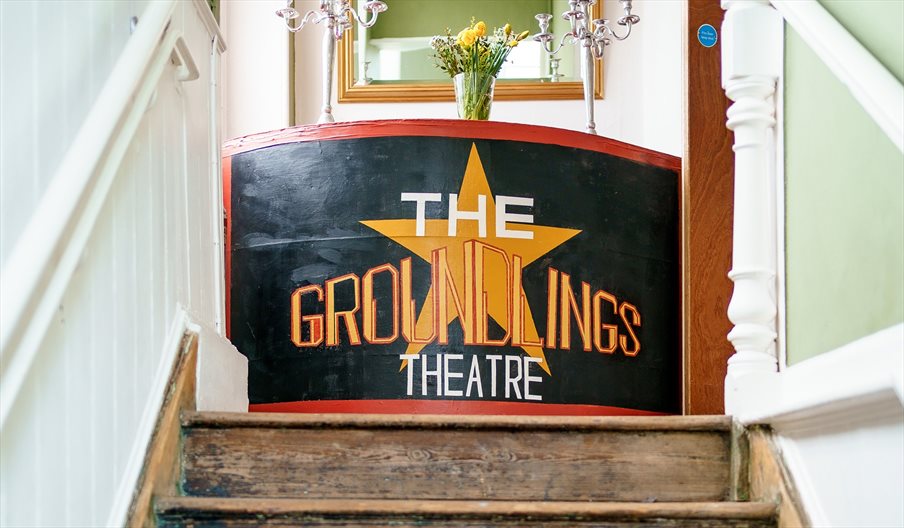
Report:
276,0,387,124
548,58,564,82
534,0,639,134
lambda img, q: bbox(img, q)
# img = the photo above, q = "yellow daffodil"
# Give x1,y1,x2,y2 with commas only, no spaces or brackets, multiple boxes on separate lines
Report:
457,28,477,47
431,18,528,102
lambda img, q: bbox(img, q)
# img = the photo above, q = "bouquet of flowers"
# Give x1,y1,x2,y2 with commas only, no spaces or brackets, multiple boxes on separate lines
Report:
431,19,530,120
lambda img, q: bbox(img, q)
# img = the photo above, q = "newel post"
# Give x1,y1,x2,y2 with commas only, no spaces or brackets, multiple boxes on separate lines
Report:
721,0,783,413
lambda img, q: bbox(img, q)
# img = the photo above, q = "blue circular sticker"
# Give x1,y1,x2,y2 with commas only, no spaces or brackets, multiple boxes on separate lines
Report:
697,24,718,48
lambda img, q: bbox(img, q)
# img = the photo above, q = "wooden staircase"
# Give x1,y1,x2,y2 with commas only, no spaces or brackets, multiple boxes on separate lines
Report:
153,412,777,527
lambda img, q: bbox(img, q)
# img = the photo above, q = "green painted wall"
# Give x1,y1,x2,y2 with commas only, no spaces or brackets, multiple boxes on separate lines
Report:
784,23,904,364
818,0,904,83
370,0,549,39
549,0,576,81
363,0,553,81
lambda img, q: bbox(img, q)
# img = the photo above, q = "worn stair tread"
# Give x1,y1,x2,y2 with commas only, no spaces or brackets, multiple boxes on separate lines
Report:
182,411,733,432
181,413,733,502
155,497,778,527
156,497,777,519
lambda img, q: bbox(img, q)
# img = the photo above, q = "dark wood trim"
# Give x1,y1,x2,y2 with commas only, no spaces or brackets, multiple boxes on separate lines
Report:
684,0,735,415
126,332,198,528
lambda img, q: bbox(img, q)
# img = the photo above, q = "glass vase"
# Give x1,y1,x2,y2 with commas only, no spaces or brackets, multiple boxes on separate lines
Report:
453,72,496,121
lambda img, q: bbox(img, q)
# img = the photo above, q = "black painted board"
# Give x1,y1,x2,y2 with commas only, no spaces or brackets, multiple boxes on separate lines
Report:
228,136,680,414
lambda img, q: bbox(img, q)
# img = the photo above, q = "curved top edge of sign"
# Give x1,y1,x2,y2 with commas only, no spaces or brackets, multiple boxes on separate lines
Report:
222,119,682,173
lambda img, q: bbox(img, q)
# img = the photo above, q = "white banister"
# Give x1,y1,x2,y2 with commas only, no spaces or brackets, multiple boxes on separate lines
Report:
0,0,188,429
772,0,904,153
210,32,228,335
721,0,783,413
0,3,234,525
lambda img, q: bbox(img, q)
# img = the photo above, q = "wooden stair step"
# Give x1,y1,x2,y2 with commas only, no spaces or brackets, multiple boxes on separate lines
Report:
155,497,777,527
181,412,734,502
182,412,734,431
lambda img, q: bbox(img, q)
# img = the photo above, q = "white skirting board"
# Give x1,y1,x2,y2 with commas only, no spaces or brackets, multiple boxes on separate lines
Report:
733,324,904,527
196,321,249,412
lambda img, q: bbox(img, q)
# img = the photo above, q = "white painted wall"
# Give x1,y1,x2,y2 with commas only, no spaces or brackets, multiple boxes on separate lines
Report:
289,0,685,157
783,420,904,528
220,0,292,139
733,325,904,527
0,0,149,269
0,2,237,526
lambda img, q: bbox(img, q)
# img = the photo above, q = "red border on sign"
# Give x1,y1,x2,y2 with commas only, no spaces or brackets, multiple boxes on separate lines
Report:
223,155,232,338
249,400,669,416
222,119,681,172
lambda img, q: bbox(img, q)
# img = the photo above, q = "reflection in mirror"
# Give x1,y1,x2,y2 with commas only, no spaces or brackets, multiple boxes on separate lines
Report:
337,0,602,102
355,0,581,83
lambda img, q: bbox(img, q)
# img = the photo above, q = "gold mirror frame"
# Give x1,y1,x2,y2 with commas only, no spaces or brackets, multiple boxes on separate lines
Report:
337,4,603,103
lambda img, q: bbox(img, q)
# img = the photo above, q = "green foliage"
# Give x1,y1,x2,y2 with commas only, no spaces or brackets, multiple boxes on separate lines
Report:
430,19,529,79
454,71,495,120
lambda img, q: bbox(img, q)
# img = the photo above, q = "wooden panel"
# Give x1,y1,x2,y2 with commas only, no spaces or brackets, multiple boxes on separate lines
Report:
184,411,733,432
747,428,809,528
684,0,735,415
182,418,731,502
156,497,777,528
126,333,198,528
226,124,681,415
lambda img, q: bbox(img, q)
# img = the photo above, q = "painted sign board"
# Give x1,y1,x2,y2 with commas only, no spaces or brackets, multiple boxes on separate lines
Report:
224,120,681,416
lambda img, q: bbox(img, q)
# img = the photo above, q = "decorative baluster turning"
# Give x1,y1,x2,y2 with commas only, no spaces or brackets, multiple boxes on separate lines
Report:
720,0,783,412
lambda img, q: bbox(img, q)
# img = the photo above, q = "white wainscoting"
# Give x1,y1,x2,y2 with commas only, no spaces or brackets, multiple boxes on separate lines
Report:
0,2,235,526
733,324,904,527
0,0,150,268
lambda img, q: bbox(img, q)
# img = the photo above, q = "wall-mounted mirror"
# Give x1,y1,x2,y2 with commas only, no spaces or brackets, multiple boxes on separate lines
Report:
337,0,603,102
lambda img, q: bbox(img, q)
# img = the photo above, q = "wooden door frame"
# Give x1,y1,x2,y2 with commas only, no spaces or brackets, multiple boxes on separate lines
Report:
683,0,735,415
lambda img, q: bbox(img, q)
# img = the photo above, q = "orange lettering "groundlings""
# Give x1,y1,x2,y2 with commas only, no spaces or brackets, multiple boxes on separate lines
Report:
290,240,641,357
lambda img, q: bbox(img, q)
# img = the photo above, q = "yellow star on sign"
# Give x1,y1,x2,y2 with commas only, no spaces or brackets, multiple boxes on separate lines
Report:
360,144,581,375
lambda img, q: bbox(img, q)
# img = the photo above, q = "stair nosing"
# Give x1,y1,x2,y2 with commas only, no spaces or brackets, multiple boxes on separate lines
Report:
182,411,733,432
155,497,776,520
